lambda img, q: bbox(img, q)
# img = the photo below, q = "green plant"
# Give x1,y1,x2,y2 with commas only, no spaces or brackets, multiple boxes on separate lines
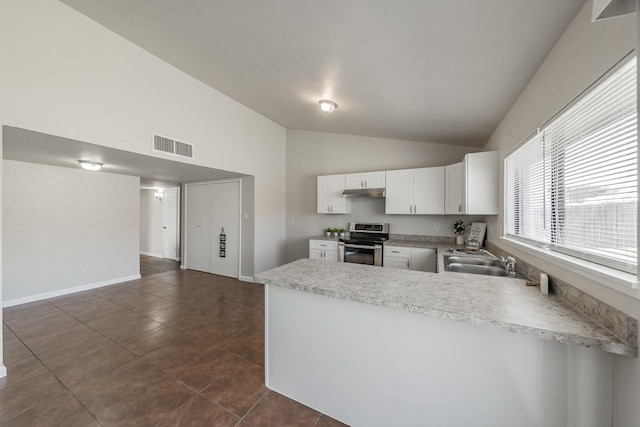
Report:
331,227,340,233
453,220,465,235
325,227,333,233
337,227,346,233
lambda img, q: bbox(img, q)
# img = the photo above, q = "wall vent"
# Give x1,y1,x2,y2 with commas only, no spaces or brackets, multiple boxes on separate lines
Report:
153,134,194,159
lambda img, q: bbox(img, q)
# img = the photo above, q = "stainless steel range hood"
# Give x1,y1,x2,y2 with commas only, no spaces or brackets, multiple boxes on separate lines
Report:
342,188,386,198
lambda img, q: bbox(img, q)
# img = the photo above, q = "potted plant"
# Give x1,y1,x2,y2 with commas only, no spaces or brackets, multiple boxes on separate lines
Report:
325,227,332,237
453,220,465,245
337,227,346,238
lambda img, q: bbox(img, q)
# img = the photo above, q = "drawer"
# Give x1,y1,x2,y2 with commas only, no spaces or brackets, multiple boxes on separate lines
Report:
384,246,410,258
309,239,338,251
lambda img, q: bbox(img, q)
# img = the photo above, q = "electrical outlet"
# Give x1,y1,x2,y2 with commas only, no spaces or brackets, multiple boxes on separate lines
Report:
84,266,90,273
242,212,248,220
435,223,440,230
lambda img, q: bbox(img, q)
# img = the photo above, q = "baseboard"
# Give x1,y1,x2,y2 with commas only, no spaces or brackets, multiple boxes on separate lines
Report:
180,264,187,270
140,252,163,258
0,364,7,378
239,275,255,283
2,274,142,308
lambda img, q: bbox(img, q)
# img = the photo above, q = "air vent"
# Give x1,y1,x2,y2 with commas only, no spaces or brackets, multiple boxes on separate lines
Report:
153,134,194,159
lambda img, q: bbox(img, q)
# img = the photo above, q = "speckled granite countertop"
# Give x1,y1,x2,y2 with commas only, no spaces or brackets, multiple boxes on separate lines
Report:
255,258,635,356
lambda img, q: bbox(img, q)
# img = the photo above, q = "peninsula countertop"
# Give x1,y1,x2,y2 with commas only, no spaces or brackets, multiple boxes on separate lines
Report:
255,258,635,356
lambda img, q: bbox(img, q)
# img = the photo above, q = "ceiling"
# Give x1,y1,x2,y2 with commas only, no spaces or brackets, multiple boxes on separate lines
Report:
60,0,586,147
3,127,245,187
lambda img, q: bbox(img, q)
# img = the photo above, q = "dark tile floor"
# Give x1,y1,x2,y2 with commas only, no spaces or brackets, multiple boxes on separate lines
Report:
1,263,348,426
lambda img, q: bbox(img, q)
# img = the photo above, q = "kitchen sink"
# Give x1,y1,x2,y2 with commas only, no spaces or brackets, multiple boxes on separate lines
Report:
443,255,526,279
444,256,502,267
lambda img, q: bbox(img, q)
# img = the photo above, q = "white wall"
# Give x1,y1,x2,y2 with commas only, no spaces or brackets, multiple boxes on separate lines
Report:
3,160,140,304
140,189,163,257
0,0,286,275
483,2,639,425
285,130,482,262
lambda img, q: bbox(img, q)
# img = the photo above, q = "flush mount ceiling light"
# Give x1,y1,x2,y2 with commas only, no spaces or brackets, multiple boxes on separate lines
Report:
78,160,103,171
319,99,338,113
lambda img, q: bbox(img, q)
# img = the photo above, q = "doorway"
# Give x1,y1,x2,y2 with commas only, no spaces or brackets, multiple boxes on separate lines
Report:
140,186,181,261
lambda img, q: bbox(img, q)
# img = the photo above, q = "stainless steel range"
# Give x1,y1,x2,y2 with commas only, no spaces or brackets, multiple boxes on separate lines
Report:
338,222,389,266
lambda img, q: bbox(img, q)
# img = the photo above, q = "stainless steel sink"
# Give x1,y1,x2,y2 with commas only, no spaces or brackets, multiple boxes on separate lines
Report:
443,255,525,279
444,256,502,267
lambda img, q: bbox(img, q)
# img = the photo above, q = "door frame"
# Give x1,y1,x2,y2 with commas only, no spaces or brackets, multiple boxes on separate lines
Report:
182,178,243,278
161,187,180,261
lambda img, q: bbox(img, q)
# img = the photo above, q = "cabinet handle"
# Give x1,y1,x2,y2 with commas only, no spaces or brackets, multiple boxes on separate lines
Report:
414,204,417,213
361,181,364,189
391,250,401,253
407,260,410,269
409,205,412,214
365,180,368,188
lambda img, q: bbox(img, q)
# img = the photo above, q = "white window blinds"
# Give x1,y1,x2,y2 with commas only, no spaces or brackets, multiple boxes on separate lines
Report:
505,57,637,274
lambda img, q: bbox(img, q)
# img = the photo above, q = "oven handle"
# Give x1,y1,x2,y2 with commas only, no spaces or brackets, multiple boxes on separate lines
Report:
343,243,382,250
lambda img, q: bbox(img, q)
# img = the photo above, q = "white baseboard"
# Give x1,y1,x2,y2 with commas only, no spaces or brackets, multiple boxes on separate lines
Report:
180,264,187,270
239,275,255,283
140,252,164,258
0,364,7,378
2,274,142,308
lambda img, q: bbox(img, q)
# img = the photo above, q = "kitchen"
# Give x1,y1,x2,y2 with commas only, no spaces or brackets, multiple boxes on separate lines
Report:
2,0,640,426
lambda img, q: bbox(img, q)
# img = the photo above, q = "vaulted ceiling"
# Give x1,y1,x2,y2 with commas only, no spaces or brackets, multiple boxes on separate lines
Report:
60,0,586,147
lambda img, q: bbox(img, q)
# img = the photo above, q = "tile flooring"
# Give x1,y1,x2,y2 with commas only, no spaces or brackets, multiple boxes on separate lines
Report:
1,264,348,426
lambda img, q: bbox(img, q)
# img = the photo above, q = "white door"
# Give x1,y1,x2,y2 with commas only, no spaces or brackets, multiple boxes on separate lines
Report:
209,181,240,278
162,188,179,260
185,184,211,272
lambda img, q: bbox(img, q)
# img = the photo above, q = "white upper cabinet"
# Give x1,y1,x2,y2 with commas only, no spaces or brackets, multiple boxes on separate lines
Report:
445,151,498,215
385,167,444,215
317,174,351,214
345,171,386,190
445,162,464,214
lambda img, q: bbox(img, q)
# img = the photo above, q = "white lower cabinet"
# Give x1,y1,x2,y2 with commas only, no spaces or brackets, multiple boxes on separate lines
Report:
309,239,338,261
384,245,436,273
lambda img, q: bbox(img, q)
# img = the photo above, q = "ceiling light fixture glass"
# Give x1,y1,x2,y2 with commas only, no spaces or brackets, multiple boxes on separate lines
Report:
319,99,337,113
78,160,103,171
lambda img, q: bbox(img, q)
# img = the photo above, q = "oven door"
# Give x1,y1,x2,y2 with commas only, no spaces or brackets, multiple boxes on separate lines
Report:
339,242,382,266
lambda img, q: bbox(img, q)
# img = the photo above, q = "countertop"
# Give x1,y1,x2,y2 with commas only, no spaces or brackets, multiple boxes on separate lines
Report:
255,257,635,356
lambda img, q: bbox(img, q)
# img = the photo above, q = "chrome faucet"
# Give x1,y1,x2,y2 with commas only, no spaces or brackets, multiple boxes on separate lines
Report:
479,250,517,275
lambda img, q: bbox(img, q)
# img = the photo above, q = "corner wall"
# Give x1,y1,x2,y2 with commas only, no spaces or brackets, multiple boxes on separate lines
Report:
3,160,140,304
482,1,639,425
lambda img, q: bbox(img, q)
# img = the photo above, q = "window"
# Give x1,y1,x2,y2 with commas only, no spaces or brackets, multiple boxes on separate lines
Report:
505,57,637,274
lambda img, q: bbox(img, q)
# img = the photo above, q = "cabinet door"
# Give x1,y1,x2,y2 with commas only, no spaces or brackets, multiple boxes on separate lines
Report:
413,167,445,214
465,151,498,215
309,248,324,260
324,249,338,262
445,162,464,214
345,173,364,190
385,169,413,214
317,176,331,214
328,175,350,214
384,257,410,270
410,248,437,273
361,171,386,189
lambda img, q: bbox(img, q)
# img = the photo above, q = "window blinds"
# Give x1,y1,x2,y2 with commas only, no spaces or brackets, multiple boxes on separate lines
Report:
505,57,637,273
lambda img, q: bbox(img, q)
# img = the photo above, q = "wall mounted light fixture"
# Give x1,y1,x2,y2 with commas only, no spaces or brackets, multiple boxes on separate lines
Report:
319,99,338,113
78,160,103,171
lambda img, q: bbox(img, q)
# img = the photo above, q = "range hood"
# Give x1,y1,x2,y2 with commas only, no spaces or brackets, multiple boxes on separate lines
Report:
342,188,386,198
